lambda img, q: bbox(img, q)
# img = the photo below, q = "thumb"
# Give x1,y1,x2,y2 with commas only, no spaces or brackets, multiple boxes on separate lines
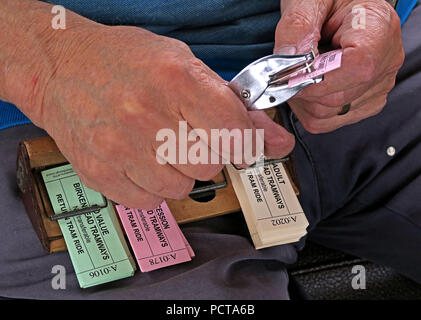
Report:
274,0,333,54
248,111,295,159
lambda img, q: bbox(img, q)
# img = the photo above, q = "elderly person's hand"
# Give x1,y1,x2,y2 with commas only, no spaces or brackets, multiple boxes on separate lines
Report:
2,1,295,209
275,0,405,133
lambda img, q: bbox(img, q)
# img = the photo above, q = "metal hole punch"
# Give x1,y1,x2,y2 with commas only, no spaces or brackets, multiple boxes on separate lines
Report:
228,48,323,111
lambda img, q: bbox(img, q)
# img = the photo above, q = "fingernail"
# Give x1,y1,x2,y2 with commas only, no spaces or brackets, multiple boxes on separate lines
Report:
274,46,297,55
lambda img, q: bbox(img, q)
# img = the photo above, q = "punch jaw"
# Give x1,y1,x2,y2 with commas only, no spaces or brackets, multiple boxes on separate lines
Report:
252,75,323,110
228,49,321,111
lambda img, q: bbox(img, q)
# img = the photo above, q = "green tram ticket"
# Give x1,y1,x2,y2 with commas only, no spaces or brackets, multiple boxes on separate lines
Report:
41,164,136,288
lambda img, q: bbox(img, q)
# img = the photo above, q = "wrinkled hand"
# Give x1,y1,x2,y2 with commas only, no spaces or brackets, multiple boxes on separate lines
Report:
33,22,295,209
275,0,405,133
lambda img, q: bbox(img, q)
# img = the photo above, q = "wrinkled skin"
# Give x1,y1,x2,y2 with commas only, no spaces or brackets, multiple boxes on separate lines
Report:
35,24,295,209
7,0,404,209
275,0,405,133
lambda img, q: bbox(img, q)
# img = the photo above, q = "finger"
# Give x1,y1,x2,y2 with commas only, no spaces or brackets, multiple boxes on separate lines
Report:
248,110,295,159
117,94,226,183
125,160,195,200
347,74,396,109
300,1,402,98
296,71,396,108
290,98,343,120
274,0,334,54
74,161,163,210
177,60,265,167
153,117,226,181
291,93,387,134
296,46,377,98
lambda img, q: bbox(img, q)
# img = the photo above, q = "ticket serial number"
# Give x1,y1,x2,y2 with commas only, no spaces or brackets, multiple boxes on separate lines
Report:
88,265,118,278
271,215,297,226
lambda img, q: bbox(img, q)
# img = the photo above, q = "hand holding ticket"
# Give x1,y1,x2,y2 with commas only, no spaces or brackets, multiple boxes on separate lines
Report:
288,49,343,88
275,0,404,134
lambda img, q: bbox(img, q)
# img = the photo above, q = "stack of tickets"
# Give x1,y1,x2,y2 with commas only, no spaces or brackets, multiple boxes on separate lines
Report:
226,49,345,249
227,160,309,249
41,164,195,288
42,164,137,288
115,203,195,272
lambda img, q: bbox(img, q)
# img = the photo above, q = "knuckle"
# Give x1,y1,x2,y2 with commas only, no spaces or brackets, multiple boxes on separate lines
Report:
385,77,397,93
304,105,334,119
76,158,96,179
377,76,396,96
301,118,325,134
142,199,164,211
132,195,163,211
376,97,388,113
76,160,113,190
367,97,387,118
332,94,348,108
359,55,377,83
97,185,123,204
317,95,348,109
185,57,213,85
153,177,194,200
78,174,97,191
283,11,314,33
370,0,398,26
159,52,212,90
172,178,195,199
99,189,117,204
399,49,405,67
388,6,402,30
160,51,190,79
369,107,382,118
394,48,405,70
167,38,191,53
151,182,170,198
315,100,336,109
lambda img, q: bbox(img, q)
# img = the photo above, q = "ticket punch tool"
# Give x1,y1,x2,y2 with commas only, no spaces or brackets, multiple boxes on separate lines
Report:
227,48,323,169
228,48,323,111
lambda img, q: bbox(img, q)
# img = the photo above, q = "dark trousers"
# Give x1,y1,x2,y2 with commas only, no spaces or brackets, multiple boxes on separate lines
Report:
287,5,421,284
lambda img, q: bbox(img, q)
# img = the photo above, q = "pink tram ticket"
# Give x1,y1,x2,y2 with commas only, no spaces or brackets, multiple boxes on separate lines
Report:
288,49,343,87
115,201,194,272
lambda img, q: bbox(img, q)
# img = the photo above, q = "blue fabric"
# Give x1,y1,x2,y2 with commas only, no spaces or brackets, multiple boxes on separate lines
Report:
1,0,280,129
0,0,417,130
397,0,419,25
0,101,30,130
41,0,281,72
